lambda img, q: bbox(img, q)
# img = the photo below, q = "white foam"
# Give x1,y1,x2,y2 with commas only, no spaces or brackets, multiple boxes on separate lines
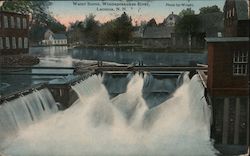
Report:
1,74,218,156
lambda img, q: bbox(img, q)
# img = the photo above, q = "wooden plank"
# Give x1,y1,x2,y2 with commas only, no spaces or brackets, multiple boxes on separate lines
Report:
0,66,75,70
94,66,207,72
0,73,71,76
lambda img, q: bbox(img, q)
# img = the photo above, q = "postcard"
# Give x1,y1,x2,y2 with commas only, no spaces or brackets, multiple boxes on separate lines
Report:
0,0,249,156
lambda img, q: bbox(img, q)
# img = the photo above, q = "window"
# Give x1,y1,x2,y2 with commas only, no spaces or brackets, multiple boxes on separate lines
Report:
18,37,22,48
229,10,232,18
233,50,248,75
24,37,28,48
0,37,3,49
232,8,235,17
5,37,10,49
12,37,16,49
22,18,27,29
4,16,8,28
10,16,15,28
17,17,21,29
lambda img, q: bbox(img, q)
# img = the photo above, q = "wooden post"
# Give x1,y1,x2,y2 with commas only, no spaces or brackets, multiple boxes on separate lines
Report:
222,98,229,144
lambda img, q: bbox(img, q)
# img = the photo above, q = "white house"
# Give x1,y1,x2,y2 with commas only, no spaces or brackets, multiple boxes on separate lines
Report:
41,29,67,46
163,12,180,27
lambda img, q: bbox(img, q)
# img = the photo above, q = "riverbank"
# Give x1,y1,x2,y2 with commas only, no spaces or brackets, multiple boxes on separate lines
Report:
0,55,40,66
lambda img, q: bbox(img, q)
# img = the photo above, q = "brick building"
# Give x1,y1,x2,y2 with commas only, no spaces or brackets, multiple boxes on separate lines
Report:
206,0,249,150
224,0,249,37
0,11,29,55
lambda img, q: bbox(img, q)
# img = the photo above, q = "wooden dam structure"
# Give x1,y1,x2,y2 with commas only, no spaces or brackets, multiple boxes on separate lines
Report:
0,64,249,155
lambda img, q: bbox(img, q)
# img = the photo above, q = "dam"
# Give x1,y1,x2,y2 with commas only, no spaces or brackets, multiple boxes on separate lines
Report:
0,64,219,156
0,43,248,156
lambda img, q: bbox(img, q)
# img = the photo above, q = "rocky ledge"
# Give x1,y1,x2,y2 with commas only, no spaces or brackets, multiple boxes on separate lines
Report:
0,55,40,66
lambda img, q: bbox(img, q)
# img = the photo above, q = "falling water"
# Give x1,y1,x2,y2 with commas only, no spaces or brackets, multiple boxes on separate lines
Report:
1,74,218,156
0,88,58,150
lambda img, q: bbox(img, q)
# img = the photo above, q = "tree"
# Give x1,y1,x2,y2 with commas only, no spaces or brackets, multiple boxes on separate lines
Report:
98,12,133,44
175,14,201,50
67,21,83,44
1,1,52,23
98,21,117,44
1,1,33,13
115,12,133,43
179,8,195,17
175,15,201,35
82,14,100,44
199,5,222,14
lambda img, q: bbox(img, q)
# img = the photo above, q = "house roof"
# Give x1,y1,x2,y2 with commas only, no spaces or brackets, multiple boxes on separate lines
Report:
235,0,248,20
143,26,174,39
205,37,249,42
52,34,67,40
163,14,180,23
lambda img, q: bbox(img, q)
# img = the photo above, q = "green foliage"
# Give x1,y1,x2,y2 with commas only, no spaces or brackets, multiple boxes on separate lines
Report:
1,1,33,14
96,12,133,44
199,5,222,14
179,8,195,17
115,12,133,42
175,15,201,35
82,14,100,43
98,20,117,44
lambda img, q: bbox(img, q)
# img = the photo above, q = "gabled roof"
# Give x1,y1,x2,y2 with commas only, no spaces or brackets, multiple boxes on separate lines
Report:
143,26,174,39
235,0,248,20
163,14,181,23
52,34,67,40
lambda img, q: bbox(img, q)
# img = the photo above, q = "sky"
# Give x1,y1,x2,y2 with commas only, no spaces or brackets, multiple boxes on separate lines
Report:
50,0,225,27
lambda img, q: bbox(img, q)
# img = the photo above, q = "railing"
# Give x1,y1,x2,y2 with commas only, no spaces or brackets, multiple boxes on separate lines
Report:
94,65,208,72
197,70,207,89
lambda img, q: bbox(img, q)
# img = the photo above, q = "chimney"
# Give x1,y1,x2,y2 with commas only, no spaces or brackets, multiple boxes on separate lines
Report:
172,12,174,15
217,32,222,37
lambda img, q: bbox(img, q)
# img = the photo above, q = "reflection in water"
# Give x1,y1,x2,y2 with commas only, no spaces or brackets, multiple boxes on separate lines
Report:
2,46,207,97
30,46,207,66
31,46,68,58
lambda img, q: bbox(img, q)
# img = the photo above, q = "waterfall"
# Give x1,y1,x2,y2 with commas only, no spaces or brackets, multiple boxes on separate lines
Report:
1,74,218,156
0,88,58,149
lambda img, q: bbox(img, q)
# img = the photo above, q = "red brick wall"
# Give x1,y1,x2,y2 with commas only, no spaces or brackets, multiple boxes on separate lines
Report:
207,42,249,96
0,11,29,55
